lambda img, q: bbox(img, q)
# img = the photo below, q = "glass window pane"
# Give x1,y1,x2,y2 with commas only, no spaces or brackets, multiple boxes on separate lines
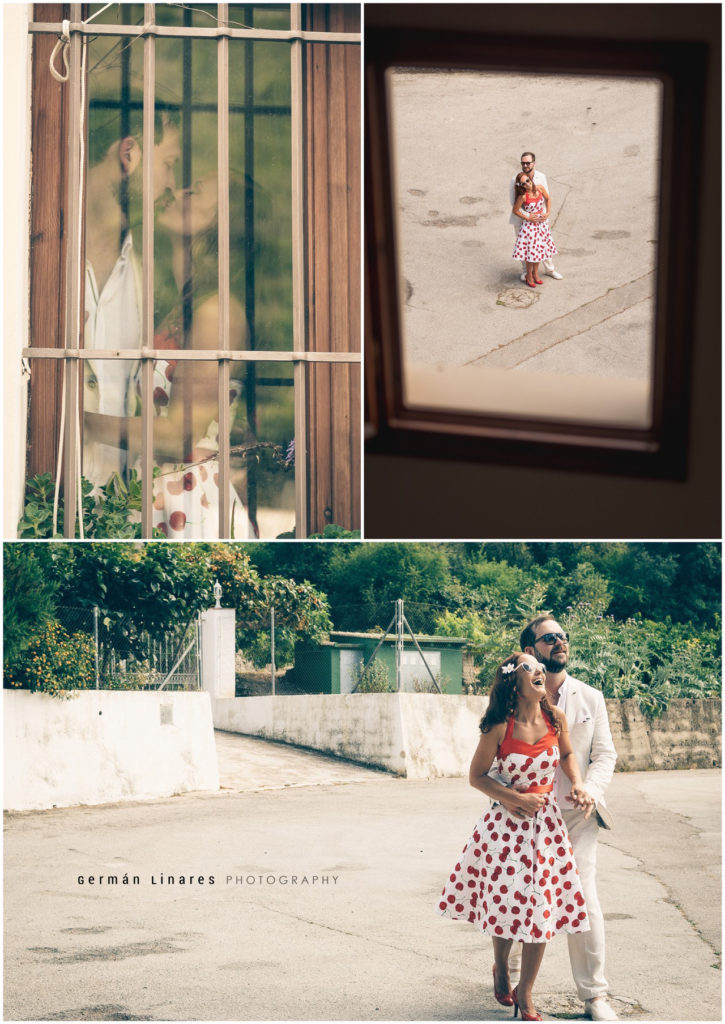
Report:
230,4,291,31
229,37,292,353
82,6,294,538
231,361,295,538
83,34,147,491
87,3,144,26
150,358,250,539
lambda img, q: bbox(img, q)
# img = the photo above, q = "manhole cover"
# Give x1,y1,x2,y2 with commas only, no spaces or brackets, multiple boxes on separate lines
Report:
496,287,538,309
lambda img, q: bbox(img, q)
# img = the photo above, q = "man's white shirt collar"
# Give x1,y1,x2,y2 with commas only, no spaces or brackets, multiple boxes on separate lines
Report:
551,673,570,714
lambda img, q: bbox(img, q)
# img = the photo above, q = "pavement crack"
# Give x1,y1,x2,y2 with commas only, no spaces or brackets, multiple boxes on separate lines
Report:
467,270,654,368
548,179,572,232
601,788,721,965
244,899,453,963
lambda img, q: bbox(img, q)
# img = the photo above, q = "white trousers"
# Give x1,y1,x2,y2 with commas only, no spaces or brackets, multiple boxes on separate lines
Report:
506,809,608,1000
512,222,555,274
562,808,609,1000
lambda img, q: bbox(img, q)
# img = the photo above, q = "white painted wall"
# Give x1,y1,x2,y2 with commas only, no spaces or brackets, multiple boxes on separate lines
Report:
4,690,220,811
2,5,32,537
200,608,236,699
212,694,723,779
213,692,486,778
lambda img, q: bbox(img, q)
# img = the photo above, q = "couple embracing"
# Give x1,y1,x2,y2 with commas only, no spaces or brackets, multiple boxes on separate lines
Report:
509,152,563,290
438,614,618,1022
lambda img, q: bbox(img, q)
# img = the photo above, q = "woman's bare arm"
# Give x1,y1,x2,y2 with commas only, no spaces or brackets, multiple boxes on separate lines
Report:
84,295,248,463
469,727,547,818
512,193,529,220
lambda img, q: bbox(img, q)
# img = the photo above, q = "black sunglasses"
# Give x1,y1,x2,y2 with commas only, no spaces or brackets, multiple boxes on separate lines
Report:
534,631,569,645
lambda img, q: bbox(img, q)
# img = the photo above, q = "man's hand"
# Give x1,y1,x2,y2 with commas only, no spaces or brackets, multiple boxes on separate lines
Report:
566,785,595,819
499,790,547,820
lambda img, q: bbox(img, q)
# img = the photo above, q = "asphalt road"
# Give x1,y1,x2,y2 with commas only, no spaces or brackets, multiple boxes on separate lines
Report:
3,735,721,1022
390,70,660,377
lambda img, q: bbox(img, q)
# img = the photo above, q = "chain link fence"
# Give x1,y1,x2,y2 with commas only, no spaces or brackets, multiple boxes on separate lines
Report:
331,602,450,637
55,606,201,691
233,600,478,697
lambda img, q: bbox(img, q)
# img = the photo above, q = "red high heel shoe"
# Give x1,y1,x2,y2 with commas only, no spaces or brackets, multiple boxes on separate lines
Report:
533,275,543,285
492,964,514,1007
525,277,536,289
512,986,542,1021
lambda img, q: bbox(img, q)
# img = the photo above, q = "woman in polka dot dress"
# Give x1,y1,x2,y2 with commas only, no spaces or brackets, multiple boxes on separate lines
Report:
437,653,594,1021
512,172,558,290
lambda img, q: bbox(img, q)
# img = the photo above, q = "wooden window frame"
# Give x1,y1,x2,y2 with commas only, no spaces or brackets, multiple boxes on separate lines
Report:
365,26,707,480
25,3,361,538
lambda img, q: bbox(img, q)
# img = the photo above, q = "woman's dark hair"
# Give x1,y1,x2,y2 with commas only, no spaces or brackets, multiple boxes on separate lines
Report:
515,171,538,197
153,170,274,334
479,652,560,735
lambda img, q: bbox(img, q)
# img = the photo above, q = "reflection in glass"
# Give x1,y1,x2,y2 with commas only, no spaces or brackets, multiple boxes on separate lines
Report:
388,69,662,428
230,362,296,540
83,4,294,536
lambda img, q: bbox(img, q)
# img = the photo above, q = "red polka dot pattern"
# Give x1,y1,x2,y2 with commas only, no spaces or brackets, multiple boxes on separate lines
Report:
149,377,254,539
436,716,589,942
512,195,558,264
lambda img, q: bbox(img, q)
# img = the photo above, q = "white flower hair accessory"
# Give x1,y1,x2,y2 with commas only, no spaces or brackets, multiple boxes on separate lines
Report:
501,663,516,675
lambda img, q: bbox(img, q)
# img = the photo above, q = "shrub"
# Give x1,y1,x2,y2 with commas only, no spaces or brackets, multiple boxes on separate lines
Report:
353,658,393,693
561,604,721,716
440,600,721,717
4,622,95,698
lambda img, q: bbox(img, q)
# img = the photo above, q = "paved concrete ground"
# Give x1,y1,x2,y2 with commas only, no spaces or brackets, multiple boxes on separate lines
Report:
390,70,659,376
215,730,386,791
4,733,720,1022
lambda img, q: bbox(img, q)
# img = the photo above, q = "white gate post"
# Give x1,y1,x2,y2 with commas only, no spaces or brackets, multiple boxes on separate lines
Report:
200,605,236,701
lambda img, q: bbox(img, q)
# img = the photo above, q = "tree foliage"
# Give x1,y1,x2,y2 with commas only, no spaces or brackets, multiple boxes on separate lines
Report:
3,545,59,678
4,541,720,711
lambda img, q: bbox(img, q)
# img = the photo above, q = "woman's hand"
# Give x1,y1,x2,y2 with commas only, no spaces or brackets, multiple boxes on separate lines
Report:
499,789,547,819
567,785,595,818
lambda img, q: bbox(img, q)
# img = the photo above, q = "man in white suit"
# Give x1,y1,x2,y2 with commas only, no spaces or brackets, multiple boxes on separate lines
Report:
520,614,618,1021
510,152,564,282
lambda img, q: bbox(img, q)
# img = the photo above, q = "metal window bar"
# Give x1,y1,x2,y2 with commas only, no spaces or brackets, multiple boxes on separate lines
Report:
244,5,258,524
140,1,156,535
28,6,361,540
29,21,360,44
290,2,307,535
62,2,85,538
217,2,232,537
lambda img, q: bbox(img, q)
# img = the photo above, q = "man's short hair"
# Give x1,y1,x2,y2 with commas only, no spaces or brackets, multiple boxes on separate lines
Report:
520,151,536,163
88,97,180,168
520,613,554,650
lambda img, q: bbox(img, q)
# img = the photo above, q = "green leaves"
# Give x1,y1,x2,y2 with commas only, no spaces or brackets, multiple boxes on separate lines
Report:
17,470,162,540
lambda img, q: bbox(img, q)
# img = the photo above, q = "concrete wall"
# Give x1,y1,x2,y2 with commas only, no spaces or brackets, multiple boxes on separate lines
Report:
4,690,220,811
607,698,722,772
214,692,484,778
214,693,412,775
213,693,722,779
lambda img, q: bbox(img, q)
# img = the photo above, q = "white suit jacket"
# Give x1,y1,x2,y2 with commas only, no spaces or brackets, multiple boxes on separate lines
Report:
509,168,549,226
486,673,616,815
555,673,617,810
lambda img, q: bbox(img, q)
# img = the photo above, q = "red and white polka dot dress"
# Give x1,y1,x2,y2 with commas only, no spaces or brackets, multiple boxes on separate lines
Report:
437,715,589,942
512,193,558,264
